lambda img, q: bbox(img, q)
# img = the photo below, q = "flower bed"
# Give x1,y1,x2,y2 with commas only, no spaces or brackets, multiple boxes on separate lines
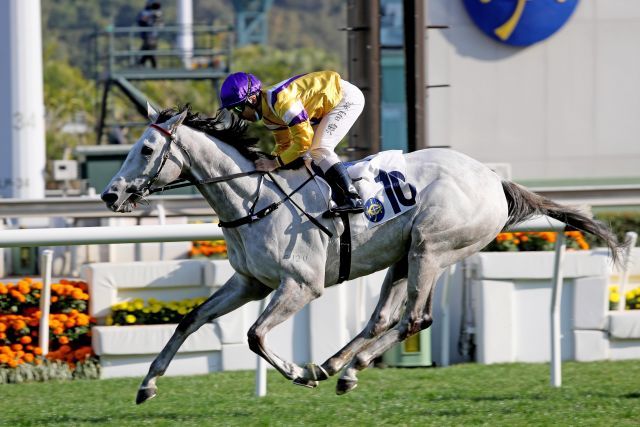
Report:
608,285,640,311
189,239,227,259
483,231,590,252
0,278,98,383
107,296,206,326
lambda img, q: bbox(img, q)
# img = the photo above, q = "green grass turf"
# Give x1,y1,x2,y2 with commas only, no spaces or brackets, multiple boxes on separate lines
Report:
2,361,640,426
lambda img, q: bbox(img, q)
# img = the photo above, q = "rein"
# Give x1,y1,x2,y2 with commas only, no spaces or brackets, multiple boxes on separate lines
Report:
142,124,333,238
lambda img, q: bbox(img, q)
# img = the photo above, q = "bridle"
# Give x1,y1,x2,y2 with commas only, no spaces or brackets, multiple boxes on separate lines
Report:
135,123,263,196
128,123,193,197
130,121,333,237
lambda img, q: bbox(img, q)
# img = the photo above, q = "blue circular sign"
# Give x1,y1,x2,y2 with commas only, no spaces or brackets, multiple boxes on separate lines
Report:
364,198,385,223
462,0,579,46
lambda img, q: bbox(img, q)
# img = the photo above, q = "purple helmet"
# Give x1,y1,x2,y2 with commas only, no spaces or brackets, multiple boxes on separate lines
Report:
219,72,262,109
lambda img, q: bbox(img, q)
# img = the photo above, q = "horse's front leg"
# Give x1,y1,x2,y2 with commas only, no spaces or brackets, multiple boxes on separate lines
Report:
136,273,271,404
247,277,322,386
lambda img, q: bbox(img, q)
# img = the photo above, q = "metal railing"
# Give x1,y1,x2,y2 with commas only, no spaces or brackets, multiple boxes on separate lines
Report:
95,24,233,79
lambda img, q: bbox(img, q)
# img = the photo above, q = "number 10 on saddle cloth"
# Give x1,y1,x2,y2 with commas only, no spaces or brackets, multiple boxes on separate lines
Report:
343,150,418,233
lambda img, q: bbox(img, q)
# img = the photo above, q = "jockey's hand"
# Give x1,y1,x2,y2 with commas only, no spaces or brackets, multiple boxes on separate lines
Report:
255,158,278,172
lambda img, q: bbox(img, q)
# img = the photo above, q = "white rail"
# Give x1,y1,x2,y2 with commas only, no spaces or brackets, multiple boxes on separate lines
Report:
439,215,567,387
618,232,638,311
4,216,569,391
0,223,224,247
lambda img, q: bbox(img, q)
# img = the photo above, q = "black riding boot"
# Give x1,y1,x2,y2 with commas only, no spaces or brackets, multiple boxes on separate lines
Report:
324,163,364,214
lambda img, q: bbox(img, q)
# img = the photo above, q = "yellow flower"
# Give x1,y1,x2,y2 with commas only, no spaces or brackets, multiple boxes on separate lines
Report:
133,299,144,310
609,284,619,292
610,293,620,303
178,307,188,315
105,316,114,326
125,314,136,324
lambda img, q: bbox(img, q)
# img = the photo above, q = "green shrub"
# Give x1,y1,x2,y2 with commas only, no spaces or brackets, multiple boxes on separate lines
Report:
585,212,640,248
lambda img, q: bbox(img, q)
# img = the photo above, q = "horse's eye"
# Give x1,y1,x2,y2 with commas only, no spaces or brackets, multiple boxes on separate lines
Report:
141,146,153,156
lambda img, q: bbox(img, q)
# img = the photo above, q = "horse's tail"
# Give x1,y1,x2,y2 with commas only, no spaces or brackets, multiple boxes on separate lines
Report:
501,180,623,264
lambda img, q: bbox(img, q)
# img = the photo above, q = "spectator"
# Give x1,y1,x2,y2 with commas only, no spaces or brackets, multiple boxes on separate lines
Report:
136,0,163,68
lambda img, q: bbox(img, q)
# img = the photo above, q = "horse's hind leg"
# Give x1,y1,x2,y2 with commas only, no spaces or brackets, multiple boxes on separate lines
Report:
136,273,271,404
337,250,443,395
302,258,408,382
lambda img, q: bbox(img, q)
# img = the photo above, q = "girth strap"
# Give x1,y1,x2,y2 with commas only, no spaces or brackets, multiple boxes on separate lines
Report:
337,212,352,284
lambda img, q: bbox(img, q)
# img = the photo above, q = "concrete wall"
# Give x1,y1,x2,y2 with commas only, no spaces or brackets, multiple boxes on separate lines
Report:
427,0,640,182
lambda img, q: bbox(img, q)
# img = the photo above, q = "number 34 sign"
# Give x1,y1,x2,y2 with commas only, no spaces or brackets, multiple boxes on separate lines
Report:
462,0,580,46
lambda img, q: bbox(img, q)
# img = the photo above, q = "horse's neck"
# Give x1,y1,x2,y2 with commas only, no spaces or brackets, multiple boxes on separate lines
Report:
180,127,260,222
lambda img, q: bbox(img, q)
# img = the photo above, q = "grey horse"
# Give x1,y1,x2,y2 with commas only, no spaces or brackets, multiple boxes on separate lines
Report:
100,105,620,403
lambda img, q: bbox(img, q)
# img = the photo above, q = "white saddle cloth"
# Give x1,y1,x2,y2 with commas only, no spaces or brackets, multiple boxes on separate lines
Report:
313,150,419,235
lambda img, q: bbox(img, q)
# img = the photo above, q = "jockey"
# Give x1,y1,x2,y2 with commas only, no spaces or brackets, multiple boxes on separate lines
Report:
219,70,365,214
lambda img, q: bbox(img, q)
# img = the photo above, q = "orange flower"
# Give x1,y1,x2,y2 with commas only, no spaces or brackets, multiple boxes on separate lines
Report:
0,323,6,333
20,336,32,345
9,290,26,303
0,354,9,364
10,343,22,351
33,347,43,355
58,336,69,345
8,359,18,368
12,320,27,331
65,320,76,329
51,296,58,303
23,353,34,363
17,281,30,294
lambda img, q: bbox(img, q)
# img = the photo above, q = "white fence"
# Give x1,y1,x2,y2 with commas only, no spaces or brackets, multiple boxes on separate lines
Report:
0,216,589,391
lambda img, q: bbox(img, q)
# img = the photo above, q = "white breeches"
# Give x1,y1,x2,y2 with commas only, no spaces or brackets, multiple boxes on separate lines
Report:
309,80,365,172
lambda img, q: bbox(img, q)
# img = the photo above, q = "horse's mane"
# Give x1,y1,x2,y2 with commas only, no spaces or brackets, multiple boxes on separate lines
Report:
155,105,263,161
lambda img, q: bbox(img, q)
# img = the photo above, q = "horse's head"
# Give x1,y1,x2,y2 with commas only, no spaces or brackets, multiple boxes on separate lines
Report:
101,104,188,212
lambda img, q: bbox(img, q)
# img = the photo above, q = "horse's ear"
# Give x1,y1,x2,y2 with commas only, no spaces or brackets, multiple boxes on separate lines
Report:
147,102,159,122
166,109,188,132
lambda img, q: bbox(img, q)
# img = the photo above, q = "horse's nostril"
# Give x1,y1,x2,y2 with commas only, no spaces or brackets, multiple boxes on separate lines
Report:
101,192,119,205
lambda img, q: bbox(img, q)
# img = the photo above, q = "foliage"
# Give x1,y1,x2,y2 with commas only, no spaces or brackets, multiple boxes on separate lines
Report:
0,278,95,375
483,231,590,252
40,1,347,159
586,211,640,248
189,240,227,259
107,297,206,326
0,358,99,385
2,362,640,425
43,40,96,162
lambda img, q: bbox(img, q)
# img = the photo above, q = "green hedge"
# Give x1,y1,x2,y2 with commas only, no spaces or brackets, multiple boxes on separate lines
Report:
585,212,640,248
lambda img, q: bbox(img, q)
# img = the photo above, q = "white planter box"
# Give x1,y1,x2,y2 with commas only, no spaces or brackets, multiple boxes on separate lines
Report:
470,251,610,364
92,323,222,379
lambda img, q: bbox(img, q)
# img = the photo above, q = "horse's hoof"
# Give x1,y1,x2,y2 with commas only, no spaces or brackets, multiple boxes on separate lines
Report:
293,377,318,388
305,363,329,381
336,378,358,395
136,386,158,405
